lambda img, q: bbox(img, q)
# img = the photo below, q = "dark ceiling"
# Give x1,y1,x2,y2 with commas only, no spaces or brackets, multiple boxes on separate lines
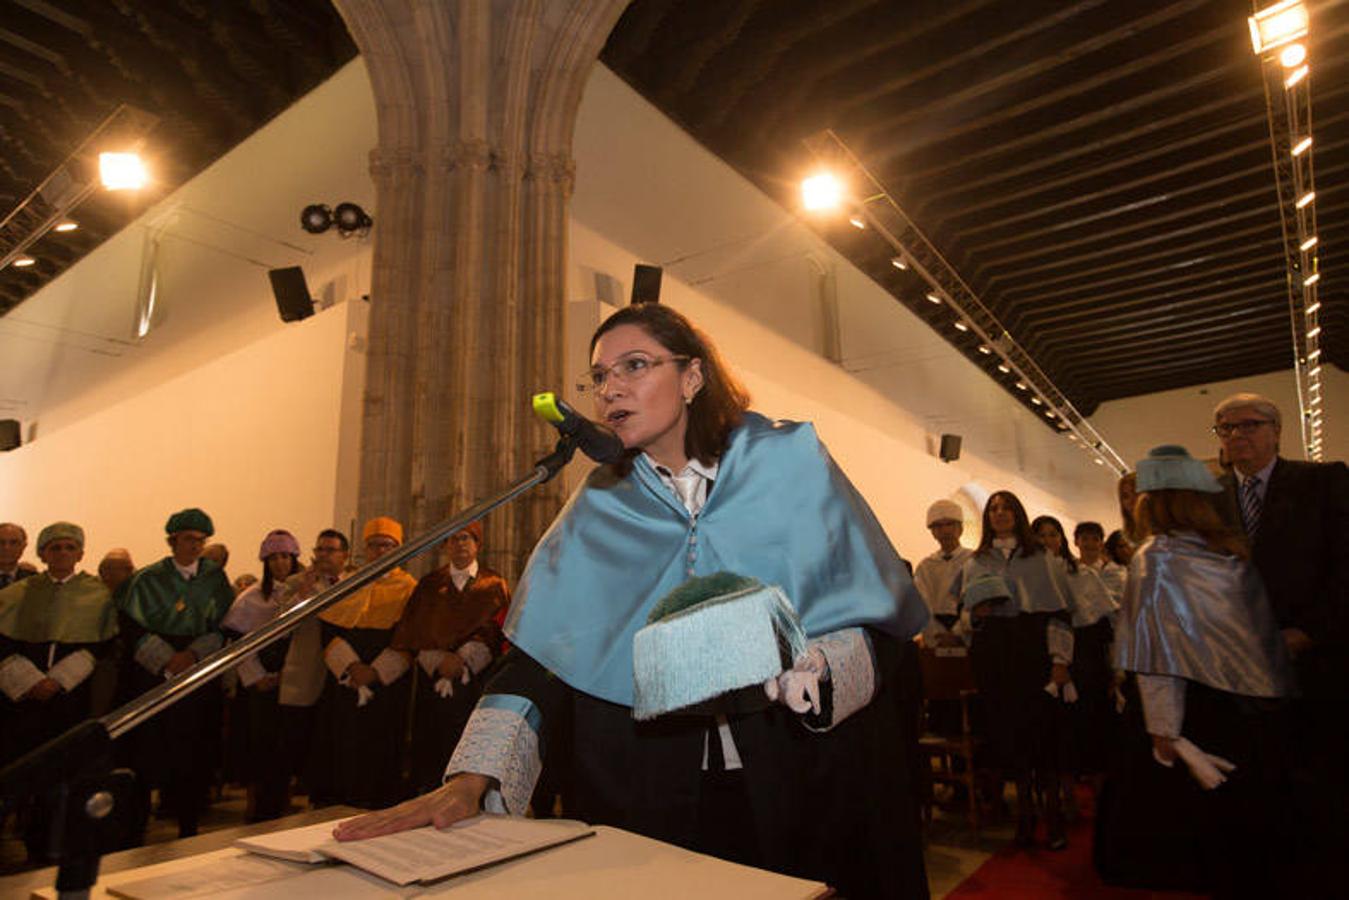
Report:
601,0,1346,416
0,0,1342,418
0,0,355,312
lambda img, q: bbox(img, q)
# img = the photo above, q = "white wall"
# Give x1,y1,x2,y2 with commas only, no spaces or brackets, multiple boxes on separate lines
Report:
0,300,359,572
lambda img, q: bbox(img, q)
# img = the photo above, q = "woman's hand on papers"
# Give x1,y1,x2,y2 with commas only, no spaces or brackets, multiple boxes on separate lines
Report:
332,773,491,841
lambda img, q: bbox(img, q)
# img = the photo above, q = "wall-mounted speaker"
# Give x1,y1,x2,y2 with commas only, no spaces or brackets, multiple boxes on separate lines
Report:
631,264,663,305
939,433,962,463
268,266,315,322
0,419,20,452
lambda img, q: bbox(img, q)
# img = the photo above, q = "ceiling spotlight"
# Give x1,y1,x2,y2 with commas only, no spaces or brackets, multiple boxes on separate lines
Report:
1309,365,1321,376
1045,410,1057,418
1031,396,1044,405
1292,136,1312,156
1249,1,1309,54
847,214,866,230
1307,325,1322,338
12,255,36,268
954,321,969,332
1284,65,1309,88
997,364,1010,374
1015,381,1028,391
925,292,942,305
301,204,332,234
1280,42,1307,67
1300,236,1318,251
1296,191,1315,209
890,255,908,270
99,152,147,190
1306,301,1321,314
1308,348,1321,360
1094,458,1105,466
53,220,79,233
1067,434,1079,442
801,172,844,211
1303,272,1320,286
333,202,373,236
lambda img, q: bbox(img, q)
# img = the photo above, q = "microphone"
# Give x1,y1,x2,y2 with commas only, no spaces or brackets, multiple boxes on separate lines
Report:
532,392,627,464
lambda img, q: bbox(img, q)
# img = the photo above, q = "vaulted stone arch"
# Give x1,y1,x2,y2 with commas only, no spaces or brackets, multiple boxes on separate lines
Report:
330,0,629,575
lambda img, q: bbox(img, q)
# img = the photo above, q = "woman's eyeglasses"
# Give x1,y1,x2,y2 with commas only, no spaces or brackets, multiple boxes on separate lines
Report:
578,354,689,394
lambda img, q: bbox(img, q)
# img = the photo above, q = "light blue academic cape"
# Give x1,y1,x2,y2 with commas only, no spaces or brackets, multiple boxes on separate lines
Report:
505,412,929,707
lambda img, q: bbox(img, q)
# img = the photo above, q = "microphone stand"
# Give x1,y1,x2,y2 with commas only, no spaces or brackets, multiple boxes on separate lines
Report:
0,433,583,899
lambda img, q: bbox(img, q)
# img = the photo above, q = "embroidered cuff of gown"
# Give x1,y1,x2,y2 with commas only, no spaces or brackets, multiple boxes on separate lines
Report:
324,637,361,680
803,627,876,732
1136,673,1186,739
1047,619,1074,665
47,649,96,693
371,648,410,685
445,694,543,816
456,641,492,676
417,649,447,677
237,654,268,687
133,634,176,676
0,654,46,701
187,632,223,662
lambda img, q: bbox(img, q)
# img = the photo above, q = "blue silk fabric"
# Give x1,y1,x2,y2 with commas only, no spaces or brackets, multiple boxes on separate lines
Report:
957,549,1073,618
505,412,929,707
1115,532,1292,698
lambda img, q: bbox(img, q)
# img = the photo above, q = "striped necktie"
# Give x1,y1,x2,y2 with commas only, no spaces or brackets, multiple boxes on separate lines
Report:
1241,476,1262,537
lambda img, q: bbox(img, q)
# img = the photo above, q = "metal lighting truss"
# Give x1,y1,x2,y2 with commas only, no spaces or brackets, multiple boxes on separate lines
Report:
1251,11,1324,461
0,105,158,272
803,129,1129,476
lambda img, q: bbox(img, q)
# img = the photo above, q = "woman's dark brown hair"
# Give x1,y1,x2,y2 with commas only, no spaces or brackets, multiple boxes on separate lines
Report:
1030,514,1077,574
590,304,751,467
976,490,1041,558
1134,489,1248,560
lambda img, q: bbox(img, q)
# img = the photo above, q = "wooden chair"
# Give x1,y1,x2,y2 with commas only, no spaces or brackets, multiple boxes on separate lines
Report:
916,645,985,833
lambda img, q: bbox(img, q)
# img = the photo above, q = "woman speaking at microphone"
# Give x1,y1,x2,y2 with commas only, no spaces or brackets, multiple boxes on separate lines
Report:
335,304,931,899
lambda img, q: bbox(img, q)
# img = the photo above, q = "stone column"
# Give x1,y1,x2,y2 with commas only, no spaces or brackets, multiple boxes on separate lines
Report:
332,0,629,576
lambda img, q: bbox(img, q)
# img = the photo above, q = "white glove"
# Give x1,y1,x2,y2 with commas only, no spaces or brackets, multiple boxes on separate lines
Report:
1114,685,1127,713
763,648,828,715
1173,737,1237,790
457,641,492,676
355,685,374,707
434,677,455,698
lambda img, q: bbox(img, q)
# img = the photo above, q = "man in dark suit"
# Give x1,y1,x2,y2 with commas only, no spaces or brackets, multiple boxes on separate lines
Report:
1211,392,1348,892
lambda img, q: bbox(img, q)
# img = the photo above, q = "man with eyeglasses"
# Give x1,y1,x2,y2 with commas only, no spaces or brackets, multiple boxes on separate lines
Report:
115,508,234,840
1211,391,1348,891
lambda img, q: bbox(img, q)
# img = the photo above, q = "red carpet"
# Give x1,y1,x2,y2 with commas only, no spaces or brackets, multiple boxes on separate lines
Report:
946,791,1207,900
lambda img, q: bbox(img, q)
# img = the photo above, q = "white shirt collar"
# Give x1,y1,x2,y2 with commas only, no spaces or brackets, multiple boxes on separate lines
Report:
1237,456,1277,487
173,559,200,580
47,570,77,585
646,455,720,517
449,559,479,580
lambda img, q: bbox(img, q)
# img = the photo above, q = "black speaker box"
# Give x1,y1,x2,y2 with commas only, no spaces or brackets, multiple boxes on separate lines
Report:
631,264,663,305
939,433,962,462
268,267,315,322
0,419,20,452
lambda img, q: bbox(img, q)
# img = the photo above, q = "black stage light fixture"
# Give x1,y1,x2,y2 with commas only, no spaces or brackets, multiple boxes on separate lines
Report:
939,434,962,462
268,266,315,322
301,204,332,234
333,202,372,236
631,264,663,304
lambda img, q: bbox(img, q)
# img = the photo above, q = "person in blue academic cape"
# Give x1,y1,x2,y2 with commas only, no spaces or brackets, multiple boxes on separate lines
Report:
336,304,932,899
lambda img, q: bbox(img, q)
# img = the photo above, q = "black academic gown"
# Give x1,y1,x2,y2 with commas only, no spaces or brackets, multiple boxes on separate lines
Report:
311,623,410,808
483,629,928,900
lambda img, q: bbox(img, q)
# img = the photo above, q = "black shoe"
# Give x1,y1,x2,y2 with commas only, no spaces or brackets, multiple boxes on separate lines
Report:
1046,825,1068,851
